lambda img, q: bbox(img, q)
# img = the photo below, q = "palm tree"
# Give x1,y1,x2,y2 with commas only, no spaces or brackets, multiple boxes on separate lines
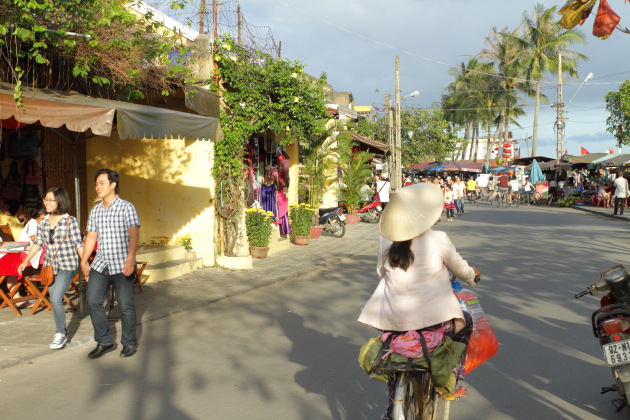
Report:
478,26,529,161
509,3,587,156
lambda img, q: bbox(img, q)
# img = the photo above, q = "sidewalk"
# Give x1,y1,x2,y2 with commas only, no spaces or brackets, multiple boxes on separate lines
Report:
0,222,381,370
571,204,630,222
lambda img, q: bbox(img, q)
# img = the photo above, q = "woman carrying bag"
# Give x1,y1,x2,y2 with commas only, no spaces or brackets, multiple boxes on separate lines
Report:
17,187,84,350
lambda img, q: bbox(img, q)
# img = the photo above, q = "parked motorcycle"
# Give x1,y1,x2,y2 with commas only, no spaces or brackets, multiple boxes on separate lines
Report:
356,198,382,223
575,264,630,411
318,206,346,238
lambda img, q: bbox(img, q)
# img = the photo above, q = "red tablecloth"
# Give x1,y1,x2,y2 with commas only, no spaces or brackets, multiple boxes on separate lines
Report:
0,252,28,277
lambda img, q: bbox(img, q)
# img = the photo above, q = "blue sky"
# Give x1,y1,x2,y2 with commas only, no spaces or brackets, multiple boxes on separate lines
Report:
155,0,630,158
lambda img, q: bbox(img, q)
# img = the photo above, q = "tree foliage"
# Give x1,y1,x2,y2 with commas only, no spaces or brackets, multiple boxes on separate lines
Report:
605,80,630,145
210,36,329,182
0,0,191,103
336,131,374,214
400,108,457,167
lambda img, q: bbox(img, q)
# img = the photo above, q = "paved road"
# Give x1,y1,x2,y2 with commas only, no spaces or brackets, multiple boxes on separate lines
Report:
0,203,628,419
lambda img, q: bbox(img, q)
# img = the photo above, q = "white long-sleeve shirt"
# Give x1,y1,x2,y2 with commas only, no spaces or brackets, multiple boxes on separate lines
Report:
358,229,476,331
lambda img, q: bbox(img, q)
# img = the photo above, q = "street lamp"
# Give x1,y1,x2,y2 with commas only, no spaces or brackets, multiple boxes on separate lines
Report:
556,71,593,161
567,72,594,108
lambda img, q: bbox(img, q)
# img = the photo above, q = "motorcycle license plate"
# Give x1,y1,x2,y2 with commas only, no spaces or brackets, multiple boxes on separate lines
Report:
338,214,346,222
376,205,382,211
603,340,630,366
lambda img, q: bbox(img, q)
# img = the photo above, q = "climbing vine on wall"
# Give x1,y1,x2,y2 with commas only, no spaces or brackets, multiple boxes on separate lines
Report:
210,36,329,183
0,0,191,104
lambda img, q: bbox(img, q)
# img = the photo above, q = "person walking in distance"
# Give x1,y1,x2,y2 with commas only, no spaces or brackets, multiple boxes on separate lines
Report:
82,169,141,359
613,171,629,216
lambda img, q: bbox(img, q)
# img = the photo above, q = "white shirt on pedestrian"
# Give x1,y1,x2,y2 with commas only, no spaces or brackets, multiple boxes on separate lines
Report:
614,176,629,198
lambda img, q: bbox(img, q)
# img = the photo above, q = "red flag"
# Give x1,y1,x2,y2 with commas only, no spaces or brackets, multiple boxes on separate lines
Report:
581,147,589,155
609,147,615,154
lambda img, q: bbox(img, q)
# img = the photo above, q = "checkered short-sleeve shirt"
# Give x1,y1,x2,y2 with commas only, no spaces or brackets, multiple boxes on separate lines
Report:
87,196,140,275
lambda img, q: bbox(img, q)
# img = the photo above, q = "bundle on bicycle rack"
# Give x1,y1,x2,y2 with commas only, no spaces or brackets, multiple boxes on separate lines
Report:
358,330,467,396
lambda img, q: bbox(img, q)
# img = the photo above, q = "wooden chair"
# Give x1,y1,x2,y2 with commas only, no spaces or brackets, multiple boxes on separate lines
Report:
0,224,15,242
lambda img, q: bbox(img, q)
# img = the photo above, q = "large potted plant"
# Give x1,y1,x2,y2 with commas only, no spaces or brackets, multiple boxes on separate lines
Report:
289,203,314,245
337,132,374,224
245,207,274,258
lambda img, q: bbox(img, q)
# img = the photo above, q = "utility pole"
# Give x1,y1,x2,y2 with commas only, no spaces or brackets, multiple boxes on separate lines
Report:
394,56,402,190
237,0,242,45
552,53,565,162
385,93,393,178
199,0,206,34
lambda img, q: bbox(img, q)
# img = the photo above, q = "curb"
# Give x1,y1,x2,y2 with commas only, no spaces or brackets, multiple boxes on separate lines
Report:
571,205,630,222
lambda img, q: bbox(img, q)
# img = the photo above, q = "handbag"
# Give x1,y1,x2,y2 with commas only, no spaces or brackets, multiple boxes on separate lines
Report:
39,217,70,287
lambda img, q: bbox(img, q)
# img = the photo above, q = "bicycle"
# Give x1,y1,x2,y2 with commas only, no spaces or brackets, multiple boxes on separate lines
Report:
491,189,509,208
375,344,451,419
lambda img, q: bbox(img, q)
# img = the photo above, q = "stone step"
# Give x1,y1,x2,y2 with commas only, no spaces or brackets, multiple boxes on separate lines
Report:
136,245,186,266
140,258,205,284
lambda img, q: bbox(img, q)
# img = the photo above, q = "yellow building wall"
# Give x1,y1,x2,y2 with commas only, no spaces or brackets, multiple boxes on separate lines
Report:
85,133,216,264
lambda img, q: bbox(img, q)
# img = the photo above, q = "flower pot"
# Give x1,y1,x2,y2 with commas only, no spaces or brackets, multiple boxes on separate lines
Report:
185,251,197,259
293,235,310,246
249,246,270,259
345,214,360,225
309,226,324,239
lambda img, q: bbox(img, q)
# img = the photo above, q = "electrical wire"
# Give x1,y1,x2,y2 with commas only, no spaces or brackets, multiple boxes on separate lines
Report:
273,0,628,87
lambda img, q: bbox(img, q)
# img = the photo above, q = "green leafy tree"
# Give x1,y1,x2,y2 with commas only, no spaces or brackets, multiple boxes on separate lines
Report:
0,0,191,103
401,107,457,167
211,36,329,182
605,80,630,146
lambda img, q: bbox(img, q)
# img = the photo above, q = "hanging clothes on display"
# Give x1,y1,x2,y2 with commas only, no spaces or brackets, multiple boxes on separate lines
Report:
276,189,291,235
261,183,276,213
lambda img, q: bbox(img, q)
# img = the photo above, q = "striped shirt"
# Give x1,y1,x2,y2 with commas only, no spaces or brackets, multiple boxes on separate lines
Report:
34,214,83,274
87,196,140,275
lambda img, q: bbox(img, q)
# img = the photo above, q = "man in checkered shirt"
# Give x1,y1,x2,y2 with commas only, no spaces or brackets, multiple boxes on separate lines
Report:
82,169,141,359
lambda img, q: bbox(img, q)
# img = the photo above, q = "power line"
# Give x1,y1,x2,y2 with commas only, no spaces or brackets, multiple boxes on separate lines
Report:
273,0,629,87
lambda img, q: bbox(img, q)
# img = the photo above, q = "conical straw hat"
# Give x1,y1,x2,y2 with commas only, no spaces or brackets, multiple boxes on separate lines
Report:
378,183,444,242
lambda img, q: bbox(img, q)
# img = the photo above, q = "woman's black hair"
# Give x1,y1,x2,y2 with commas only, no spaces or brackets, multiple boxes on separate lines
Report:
387,240,414,271
46,186,72,215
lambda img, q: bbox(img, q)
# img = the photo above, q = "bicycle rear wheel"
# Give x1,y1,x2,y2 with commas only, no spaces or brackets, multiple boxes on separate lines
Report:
392,372,450,420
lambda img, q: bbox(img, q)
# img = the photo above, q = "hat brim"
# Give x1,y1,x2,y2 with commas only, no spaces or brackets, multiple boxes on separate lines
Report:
379,183,444,242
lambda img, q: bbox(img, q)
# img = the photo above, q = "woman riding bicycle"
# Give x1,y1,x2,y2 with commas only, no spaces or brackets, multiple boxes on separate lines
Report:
358,183,480,418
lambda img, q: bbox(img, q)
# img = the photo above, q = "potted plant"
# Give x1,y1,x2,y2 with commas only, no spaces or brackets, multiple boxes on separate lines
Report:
289,203,314,245
337,132,374,224
177,234,196,259
245,207,274,258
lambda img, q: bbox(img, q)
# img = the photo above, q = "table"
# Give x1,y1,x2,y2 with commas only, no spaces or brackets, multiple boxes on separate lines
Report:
0,251,51,316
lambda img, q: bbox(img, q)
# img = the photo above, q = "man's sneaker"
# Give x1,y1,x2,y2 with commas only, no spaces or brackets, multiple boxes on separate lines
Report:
50,333,68,349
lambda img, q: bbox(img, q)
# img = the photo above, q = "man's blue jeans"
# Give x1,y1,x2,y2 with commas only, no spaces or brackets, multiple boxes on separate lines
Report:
48,269,77,335
86,267,138,348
